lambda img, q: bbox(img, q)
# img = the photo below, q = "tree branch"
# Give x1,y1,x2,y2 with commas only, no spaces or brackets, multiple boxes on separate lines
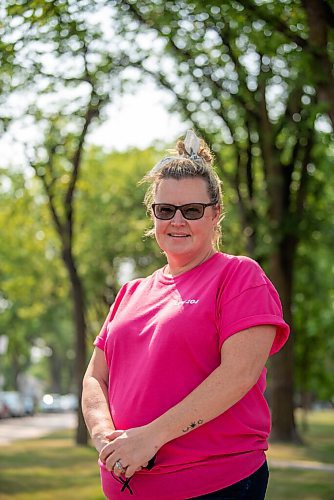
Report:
64,97,101,243
31,161,63,237
237,0,308,48
123,1,258,121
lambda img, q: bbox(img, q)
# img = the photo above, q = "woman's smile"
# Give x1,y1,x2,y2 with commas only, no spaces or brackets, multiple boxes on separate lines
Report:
167,233,191,237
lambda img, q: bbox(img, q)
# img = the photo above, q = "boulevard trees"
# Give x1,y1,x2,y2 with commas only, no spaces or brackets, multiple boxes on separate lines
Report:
0,168,73,395
3,0,150,443
0,146,163,420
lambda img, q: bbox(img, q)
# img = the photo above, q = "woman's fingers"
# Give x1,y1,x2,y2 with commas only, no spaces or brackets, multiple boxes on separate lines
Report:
101,426,158,476
112,459,129,477
99,442,115,464
124,465,137,478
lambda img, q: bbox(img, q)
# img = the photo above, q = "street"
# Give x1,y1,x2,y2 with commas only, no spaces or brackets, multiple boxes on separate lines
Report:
0,412,76,445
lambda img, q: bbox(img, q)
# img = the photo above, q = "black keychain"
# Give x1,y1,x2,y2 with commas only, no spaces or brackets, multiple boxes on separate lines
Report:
118,453,157,494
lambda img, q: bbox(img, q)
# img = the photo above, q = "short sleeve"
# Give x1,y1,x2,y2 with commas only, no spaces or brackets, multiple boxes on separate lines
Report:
217,258,290,355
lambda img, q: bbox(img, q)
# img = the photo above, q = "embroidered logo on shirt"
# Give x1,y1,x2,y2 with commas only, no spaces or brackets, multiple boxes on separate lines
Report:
175,299,200,305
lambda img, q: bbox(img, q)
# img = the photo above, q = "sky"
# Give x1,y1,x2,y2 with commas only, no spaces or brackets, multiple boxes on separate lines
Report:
88,81,187,150
0,81,187,170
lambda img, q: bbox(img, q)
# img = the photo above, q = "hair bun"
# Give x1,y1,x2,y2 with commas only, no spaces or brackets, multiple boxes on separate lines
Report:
175,131,213,166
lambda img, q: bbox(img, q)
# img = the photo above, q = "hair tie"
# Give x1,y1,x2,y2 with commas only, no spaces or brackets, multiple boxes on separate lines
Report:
148,130,203,174
184,130,201,160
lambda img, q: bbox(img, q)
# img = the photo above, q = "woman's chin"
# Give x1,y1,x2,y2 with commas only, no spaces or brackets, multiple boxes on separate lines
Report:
161,239,193,255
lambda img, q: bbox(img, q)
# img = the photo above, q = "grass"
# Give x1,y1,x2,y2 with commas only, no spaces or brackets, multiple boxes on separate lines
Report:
267,469,334,500
0,430,104,500
267,409,334,500
0,410,333,499
268,409,334,464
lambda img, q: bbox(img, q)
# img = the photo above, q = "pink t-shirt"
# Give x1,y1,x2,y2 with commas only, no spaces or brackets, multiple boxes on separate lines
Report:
94,253,290,499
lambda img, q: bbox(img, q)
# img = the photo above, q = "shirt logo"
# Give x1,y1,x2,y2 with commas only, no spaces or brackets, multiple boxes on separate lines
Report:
175,299,199,305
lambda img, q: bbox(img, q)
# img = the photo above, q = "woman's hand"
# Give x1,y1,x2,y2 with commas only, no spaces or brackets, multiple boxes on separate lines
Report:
99,425,161,478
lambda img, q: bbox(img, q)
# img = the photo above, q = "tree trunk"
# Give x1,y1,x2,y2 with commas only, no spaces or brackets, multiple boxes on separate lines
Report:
268,239,300,442
303,0,334,127
62,246,88,445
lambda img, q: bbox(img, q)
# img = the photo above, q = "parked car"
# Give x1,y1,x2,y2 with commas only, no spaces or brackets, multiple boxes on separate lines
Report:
39,393,78,413
0,391,25,417
39,393,62,413
59,393,78,412
0,397,11,419
22,395,35,416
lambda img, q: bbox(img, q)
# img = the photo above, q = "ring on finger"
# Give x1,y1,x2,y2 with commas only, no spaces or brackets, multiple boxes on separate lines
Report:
114,460,126,472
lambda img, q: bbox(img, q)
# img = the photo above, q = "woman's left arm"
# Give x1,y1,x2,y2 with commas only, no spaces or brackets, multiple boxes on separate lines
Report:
100,325,276,477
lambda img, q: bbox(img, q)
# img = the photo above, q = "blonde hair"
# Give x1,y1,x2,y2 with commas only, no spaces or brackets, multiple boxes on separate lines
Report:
141,132,223,249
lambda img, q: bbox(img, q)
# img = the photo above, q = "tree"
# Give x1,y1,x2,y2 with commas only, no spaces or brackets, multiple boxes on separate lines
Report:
0,168,73,393
293,134,334,417
238,0,334,127
4,0,146,444
0,145,164,401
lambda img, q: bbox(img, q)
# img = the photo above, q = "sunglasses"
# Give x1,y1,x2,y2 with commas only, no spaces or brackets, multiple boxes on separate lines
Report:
151,202,218,220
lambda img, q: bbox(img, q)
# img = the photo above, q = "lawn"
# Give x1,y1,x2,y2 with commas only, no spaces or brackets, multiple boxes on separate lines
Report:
0,431,104,500
267,409,334,500
0,410,333,499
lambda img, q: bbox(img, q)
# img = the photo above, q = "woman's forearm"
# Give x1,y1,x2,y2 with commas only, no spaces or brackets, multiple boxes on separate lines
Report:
82,374,115,452
150,362,251,447
150,327,275,448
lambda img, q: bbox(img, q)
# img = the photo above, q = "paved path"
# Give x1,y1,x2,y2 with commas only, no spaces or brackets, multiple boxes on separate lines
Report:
0,412,76,445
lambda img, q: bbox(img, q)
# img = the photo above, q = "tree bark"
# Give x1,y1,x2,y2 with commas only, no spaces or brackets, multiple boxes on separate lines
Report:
62,245,87,445
268,240,300,442
302,0,334,128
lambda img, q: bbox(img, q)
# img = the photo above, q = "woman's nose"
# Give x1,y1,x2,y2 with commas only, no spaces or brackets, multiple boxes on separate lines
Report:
171,208,186,224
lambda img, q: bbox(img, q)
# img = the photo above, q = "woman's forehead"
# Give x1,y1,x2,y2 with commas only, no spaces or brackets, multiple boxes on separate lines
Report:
155,177,209,203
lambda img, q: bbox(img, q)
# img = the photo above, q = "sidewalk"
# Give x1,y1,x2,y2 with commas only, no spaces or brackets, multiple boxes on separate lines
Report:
0,412,76,445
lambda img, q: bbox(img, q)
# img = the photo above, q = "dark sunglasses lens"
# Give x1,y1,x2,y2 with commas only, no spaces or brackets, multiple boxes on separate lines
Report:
154,204,175,219
181,204,204,219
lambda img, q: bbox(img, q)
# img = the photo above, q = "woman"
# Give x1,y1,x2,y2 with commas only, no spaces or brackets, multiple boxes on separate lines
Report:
82,130,289,499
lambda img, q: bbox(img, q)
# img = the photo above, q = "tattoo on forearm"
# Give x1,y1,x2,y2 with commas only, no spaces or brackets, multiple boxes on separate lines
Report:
182,419,204,433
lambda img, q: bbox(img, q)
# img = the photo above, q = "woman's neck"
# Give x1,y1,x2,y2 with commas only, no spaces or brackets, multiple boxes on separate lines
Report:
164,248,217,277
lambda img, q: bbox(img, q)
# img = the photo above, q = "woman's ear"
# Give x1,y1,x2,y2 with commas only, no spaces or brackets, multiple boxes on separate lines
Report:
213,204,221,224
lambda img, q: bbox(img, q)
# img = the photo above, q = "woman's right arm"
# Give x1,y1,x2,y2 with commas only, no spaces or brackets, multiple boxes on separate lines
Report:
82,347,115,453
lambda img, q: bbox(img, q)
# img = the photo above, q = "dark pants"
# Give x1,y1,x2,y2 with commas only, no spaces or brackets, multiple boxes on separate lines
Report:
189,461,269,500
